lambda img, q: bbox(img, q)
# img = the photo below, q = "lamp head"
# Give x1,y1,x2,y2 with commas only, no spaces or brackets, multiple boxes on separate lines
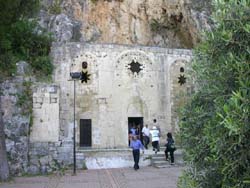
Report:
70,72,81,79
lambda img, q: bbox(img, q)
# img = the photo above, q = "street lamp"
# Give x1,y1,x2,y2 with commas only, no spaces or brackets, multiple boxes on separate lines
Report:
69,62,91,175
69,72,81,175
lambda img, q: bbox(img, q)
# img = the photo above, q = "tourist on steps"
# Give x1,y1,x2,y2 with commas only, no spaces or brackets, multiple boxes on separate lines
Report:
164,132,176,165
142,124,150,149
150,126,160,154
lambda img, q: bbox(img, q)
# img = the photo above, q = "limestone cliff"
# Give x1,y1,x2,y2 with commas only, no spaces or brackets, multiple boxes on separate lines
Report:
41,0,212,48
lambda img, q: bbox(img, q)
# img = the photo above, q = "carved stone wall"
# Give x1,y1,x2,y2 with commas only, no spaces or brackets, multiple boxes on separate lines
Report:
44,43,193,149
170,59,192,133
2,43,192,174
30,85,60,142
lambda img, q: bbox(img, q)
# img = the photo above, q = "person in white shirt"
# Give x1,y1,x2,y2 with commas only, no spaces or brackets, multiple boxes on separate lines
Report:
142,124,150,149
153,119,161,137
150,126,160,154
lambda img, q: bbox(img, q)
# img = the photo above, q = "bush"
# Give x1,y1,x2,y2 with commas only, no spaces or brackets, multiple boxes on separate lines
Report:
178,170,198,188
179,0,250,187
0,0,53,79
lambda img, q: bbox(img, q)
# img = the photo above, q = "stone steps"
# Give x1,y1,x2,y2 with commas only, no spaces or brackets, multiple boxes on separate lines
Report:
150,149,184,168
71,147,184,169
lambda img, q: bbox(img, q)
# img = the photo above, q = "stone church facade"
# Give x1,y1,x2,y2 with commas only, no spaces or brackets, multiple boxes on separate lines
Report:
30,43,192,150
2,43,193,174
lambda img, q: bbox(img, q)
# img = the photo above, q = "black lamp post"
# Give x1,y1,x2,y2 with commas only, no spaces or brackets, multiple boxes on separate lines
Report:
69,72,81,175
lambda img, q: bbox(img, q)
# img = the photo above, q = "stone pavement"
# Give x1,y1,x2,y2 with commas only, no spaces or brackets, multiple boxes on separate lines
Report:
0,166,184,188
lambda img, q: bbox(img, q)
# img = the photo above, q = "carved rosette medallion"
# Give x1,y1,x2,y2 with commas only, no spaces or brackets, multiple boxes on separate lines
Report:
115,50,152,79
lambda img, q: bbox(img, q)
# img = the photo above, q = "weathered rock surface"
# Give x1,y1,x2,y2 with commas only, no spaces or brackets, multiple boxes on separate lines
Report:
1,62,32,176
40,0,212,48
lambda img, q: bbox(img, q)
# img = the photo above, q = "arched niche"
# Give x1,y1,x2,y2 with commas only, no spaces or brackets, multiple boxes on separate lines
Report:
115,50,153,79
70,52,98,85
169,59,189,133
126,96,148,118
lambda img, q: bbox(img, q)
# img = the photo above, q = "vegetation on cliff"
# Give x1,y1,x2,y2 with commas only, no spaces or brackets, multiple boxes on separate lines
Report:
0,0,53,80
178,0,250,187
0,0,53,181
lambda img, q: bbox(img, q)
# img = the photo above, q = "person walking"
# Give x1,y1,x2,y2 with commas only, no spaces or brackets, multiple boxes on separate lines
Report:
130,135,144,170
129,124,137,146
153,119,161,137
164,132,176,165
129,124,137,135
142,124,150,149
150,126,160,154
153,119,161,151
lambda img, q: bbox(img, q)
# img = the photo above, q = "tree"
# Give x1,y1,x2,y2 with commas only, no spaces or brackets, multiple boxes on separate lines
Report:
178,0,250,187
0,0,53,180
0,0,53,78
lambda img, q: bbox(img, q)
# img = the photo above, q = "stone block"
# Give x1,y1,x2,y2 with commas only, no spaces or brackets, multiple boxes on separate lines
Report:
50,97,58,103
48,86,58,93
5,139,15,151
41,166,48,174
27,165,40,175
39,155,52,166
43,97,50,104
33,103,42,109
35,97,43,103
29,157,39,165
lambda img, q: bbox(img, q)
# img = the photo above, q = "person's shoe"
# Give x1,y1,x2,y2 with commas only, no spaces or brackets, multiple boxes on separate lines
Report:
166,158,169,161
155,151,157,154
170,162,175,165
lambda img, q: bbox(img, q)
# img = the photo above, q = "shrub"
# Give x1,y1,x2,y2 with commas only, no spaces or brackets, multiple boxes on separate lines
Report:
0,0,53,79
179,0,250,187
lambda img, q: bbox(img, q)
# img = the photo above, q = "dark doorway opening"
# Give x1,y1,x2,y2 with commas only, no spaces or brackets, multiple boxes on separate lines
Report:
128,117,143,146
80,119,92,147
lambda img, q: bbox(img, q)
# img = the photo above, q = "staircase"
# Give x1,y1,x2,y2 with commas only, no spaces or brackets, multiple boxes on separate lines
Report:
74,147,184,169
150,148,184,168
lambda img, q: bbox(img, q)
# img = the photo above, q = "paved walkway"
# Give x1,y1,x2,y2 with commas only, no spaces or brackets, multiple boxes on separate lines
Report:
0,166,184,188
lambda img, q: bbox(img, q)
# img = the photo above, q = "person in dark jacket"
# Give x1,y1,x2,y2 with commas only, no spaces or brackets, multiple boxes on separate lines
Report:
164,132,176,164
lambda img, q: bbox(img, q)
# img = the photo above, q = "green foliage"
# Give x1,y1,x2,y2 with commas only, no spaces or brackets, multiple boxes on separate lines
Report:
48,0,62,15
0,0,40,25
150,13,194,48
16,81,33,115
0,0,53,80
0,52,17,77
90,0,99,3
179,0,250,187
178,170,198,188
150,16,176,33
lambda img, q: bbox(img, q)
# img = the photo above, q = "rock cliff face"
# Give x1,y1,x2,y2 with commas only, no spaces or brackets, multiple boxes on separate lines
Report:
1,62,32,175
41,0,212,48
